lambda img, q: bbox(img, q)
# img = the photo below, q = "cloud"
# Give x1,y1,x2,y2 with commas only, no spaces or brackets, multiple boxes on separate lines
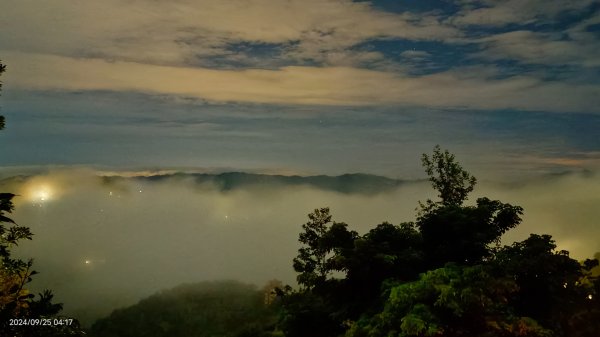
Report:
2,168,599,325
3,51,600,112
2,0,599,117
514,153,600,169
0,0,459,69
447,1,600,71
474,30,600,68
400,50,432,59
450,0,596,27
4,169,434,325
484,172,600,260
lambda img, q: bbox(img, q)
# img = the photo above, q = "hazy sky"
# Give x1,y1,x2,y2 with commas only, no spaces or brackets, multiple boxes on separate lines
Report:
0,0,599,176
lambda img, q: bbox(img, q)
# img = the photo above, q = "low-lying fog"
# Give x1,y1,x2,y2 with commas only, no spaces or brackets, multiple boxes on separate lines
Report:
1,168,598,326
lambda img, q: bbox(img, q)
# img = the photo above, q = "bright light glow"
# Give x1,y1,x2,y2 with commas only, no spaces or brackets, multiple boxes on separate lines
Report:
38,190,49,201
589,294,593,300
32,187,53,202
20,180,61,205
85,260,91,265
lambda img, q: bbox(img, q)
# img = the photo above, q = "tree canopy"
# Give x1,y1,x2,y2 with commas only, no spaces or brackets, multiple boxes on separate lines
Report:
278,146,599,337
0,60,6,130
91,281,280,337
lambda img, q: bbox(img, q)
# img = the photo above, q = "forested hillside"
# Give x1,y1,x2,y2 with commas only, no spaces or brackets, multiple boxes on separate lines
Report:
91,281,279,337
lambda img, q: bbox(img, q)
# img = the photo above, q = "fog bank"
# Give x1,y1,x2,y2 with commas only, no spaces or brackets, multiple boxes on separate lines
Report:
0,169,598,325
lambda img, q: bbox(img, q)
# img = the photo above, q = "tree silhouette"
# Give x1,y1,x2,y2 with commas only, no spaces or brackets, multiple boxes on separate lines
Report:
417,145,523,268
293,207,357,290
283,146,599,337
0,60,6,130
420,145,476,210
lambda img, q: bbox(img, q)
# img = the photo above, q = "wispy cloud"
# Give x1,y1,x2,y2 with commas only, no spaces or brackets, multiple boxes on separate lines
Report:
450,0,596,27
4,51,600,112
0,0,458,68
474,30,600,68
2,0,599,112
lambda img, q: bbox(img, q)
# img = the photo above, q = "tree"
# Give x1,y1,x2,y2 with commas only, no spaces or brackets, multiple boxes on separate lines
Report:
492,235,600,337
420,145,476,210
347,264,553,337
91,281,280,337
1,60,6,129
283,146,599,337
0,192,37,315
348,235,599,337
293,207,357,290
346,147,599,337
418,197,523,268
283,208,359,337
0,169,82,337
417,146,523,268
340,222,423,317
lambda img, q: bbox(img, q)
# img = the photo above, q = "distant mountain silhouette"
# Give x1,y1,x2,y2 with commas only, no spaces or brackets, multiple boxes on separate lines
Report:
113,172,409,194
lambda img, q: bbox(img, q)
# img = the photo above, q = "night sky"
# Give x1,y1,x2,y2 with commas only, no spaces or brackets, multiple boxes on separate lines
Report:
0,0,598,177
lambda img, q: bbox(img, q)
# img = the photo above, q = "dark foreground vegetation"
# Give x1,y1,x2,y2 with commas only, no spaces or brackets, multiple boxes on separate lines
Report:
273,147,600,337
90,281,280,337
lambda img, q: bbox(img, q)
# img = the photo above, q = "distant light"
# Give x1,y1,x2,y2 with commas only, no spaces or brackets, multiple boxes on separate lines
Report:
25,182,59,204
589,294,593,300
109,191,113,196
85,260,91,265
35,189,51,202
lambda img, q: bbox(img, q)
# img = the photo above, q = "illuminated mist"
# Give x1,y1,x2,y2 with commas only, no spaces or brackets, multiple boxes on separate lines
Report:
1,168,598,326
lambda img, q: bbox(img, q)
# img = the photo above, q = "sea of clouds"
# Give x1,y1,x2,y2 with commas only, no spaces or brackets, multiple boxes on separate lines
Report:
1,168,598,325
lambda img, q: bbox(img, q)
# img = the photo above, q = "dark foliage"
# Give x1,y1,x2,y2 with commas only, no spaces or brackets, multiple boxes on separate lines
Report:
1,59,6,130
281,146,599,337
91,281,280,337
418,198,523,269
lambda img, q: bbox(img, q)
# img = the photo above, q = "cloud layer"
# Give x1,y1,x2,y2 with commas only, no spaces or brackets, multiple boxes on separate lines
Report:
2,169,599,325
2,0,599,112
4,51,600,112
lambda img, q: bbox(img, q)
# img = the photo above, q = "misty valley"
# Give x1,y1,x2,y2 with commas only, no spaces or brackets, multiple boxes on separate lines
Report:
1,151,599,337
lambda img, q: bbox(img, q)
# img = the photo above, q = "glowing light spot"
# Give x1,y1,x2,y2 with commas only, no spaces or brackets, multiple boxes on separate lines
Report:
85,260,91,265
589,294,593,300
24,181,60,204
34,189,52,202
